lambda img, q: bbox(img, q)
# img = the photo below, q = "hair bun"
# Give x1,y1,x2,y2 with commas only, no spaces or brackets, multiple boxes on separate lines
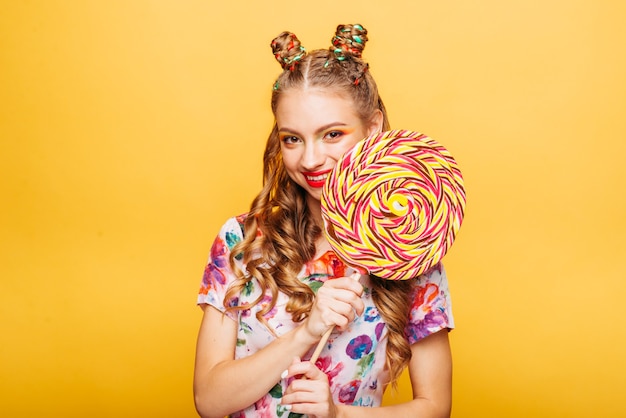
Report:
270,31,306,70
331,24,368,60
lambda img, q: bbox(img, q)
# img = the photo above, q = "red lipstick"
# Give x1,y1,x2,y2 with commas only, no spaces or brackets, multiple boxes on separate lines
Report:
302,170,331,188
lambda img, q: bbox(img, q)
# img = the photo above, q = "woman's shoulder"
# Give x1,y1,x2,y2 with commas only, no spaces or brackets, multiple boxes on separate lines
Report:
226,213,248,231
214,213,248,241
198,214,249,305
409,262,451,306
205,213,249,272
416,262,448,286
405,262,454,341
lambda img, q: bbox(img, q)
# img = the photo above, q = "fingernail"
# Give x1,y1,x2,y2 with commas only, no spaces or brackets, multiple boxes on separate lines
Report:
280,403,292,411
280,369,288,379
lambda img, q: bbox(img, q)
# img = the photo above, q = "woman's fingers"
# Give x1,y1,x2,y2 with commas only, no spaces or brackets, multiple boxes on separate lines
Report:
316,277,365,315
281,360,336,417
320,276,364,298
303,276,366,340
283,359,325,382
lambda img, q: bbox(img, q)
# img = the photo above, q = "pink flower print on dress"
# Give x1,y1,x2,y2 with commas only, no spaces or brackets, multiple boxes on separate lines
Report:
315,355,345,387
253,394,273,418
305,251,347,278
338,379,361,404
199,237,228,295
411,282,440,314
406,282,449,341
258,293,278,320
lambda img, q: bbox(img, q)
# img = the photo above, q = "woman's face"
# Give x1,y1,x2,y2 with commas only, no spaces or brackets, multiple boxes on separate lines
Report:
275,88,382,206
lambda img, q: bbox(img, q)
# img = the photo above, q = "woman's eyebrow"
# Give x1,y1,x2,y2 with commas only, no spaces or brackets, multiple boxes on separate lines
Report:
278,122,349,137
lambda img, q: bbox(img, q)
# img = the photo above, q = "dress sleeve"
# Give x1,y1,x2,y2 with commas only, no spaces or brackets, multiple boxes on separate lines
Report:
405,263,455,344
197,216,245,320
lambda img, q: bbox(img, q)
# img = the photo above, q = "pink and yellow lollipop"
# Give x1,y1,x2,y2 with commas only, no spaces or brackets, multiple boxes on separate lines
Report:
308,129,466,365
321,129,466,281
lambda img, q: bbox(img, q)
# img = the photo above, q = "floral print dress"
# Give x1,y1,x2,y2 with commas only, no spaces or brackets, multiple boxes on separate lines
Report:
198,215,454,418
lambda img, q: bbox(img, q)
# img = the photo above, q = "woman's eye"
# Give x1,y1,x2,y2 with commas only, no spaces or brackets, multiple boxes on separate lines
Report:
325,131,343,141
281,136,300,144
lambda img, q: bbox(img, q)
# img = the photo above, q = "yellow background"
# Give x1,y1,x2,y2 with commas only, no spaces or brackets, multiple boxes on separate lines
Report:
2,1,625,417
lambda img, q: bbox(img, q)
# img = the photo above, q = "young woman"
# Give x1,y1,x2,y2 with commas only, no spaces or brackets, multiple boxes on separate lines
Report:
194,24,454,418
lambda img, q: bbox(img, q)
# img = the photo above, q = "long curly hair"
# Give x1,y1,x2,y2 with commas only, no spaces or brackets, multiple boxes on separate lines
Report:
224,24,414,388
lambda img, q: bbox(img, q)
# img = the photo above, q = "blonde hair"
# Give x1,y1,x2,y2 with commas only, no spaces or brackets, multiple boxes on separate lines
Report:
225,24,412,387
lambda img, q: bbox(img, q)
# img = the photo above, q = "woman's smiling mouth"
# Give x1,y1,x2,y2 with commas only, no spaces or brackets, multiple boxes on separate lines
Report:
302,170,331,188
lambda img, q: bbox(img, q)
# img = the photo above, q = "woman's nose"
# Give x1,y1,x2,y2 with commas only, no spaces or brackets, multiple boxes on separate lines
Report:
301,142,324,170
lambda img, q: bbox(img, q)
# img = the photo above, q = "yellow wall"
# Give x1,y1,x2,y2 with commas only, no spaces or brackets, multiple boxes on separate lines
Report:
1,1,625,417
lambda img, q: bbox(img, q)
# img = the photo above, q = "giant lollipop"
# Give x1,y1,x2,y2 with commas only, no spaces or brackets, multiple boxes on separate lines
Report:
309,129,466,363
321,128,465,280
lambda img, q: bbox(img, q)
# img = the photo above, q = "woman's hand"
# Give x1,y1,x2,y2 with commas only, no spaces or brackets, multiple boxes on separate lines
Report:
280,358,340,418
303,275,365,341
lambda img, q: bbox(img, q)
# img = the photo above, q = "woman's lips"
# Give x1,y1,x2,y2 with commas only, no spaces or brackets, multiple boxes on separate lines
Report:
302,170,331,188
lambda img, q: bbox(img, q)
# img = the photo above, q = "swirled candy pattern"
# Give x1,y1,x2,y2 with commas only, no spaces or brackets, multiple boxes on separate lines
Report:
321,129,466,281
